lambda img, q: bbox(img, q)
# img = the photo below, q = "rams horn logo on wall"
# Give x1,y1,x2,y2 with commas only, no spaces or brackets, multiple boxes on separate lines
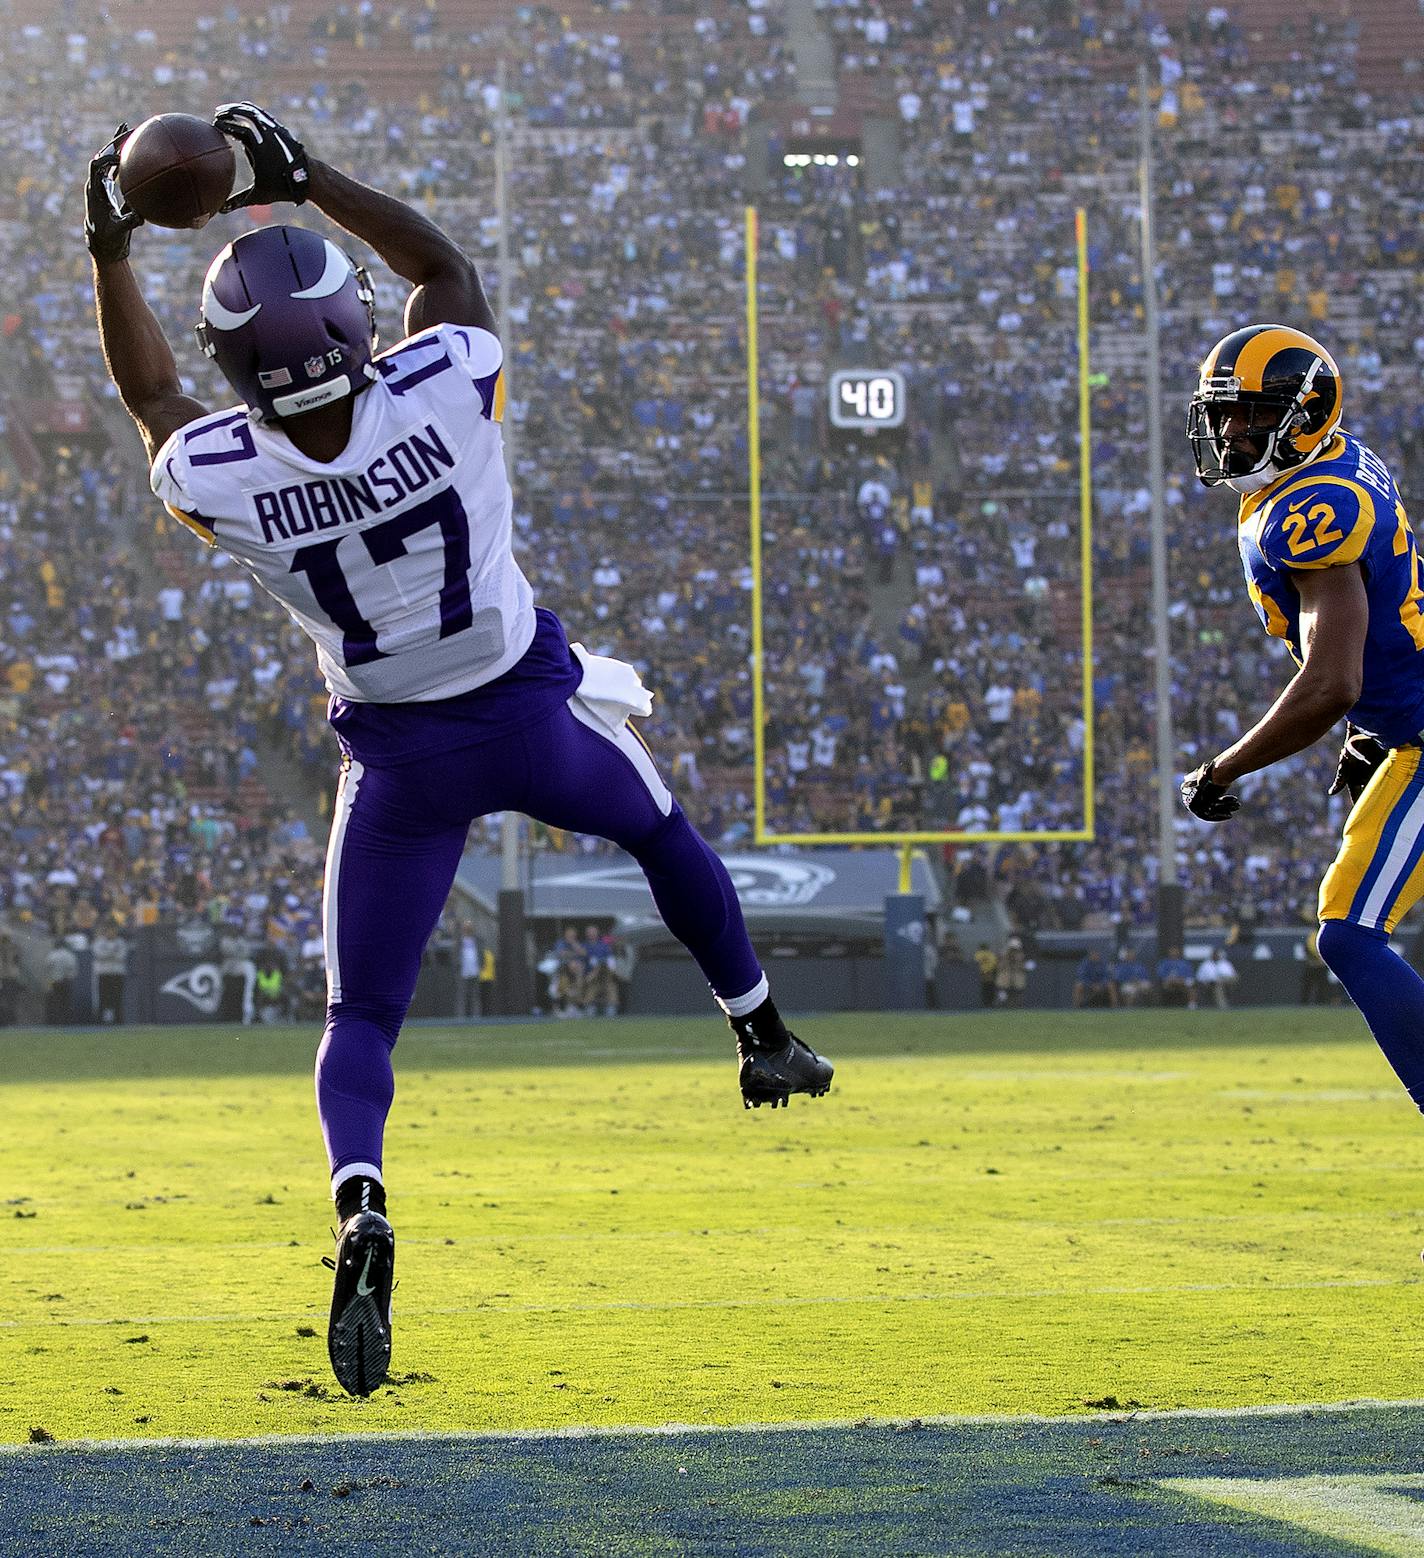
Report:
304,356,327,380
541,858,837,906
160,963,223,1016
722,859,837,906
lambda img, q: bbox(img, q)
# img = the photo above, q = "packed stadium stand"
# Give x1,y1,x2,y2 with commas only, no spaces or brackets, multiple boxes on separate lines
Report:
0,0,1418,1009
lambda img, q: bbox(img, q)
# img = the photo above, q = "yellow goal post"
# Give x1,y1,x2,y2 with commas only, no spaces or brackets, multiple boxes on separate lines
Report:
744,204,1096,847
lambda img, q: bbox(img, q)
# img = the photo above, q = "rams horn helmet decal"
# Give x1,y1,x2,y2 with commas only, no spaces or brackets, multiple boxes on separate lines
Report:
1188,324,1342,493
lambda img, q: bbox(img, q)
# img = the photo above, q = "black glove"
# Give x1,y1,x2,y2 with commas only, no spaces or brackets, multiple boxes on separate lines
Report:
214,101,309,210
1328,727,1389,805
1181,759,1241,822
84,123,144,264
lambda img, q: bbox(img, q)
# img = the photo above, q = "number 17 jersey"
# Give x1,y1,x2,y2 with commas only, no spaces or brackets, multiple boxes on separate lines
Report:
151,322,534,704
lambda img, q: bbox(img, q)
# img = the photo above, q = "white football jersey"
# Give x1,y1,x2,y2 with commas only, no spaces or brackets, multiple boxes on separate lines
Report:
151,323,535,703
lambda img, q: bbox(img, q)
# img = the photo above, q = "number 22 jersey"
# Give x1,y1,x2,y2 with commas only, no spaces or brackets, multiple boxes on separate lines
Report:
151,322,535,704
1237,430,1424,748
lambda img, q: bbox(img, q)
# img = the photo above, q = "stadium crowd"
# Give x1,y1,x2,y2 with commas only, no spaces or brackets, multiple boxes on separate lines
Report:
0,0,1418,1010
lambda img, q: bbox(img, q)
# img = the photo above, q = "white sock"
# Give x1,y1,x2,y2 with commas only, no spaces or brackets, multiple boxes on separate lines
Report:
331,1162,384,1203
717,974,769,1019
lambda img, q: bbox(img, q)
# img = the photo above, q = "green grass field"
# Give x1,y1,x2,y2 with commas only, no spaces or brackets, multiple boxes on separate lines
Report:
3,1008,1422,1447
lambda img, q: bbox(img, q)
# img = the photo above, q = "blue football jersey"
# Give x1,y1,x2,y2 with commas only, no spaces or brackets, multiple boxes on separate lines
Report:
1238,431,1423,746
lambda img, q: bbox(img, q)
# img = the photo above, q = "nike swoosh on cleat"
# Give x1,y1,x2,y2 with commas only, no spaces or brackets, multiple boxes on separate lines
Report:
355,1250,376,1297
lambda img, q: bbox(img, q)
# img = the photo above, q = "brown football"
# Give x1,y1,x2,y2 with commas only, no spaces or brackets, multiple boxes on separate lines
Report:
118,114,236,229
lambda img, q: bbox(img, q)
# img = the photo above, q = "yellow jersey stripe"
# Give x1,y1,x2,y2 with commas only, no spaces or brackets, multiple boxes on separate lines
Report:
1238,484,1272,528
1246,575,1290,639
165,503,215,545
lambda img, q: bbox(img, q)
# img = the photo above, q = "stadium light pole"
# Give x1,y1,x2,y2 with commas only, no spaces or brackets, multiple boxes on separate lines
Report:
494,52,532,1014
1138,61,1184,960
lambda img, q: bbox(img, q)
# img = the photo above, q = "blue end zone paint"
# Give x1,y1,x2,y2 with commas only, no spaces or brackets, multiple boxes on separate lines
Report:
6,1408,1424,1556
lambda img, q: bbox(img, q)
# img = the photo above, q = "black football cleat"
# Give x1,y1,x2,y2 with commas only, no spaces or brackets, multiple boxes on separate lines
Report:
731,997,834,1109
322,1210,395,1397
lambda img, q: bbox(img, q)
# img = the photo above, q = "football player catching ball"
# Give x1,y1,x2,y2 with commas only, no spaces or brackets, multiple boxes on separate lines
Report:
86,105,832,1397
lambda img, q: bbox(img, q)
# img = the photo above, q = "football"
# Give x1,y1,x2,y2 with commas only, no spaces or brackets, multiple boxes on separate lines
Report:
118,113,236,229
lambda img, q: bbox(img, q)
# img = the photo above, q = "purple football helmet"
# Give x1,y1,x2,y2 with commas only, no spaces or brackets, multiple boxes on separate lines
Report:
194,225,378,422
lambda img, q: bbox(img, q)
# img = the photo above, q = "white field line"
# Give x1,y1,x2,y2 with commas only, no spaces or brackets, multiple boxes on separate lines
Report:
11,1203,1424,1256
0,1033,1377,1068
1161,1473,1424,1556
13,1161,1424,1211
1,1273,1418,1331
4,1397,1424,1457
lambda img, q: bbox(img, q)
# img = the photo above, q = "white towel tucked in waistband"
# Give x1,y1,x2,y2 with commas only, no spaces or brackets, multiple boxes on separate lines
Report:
570,642,655,734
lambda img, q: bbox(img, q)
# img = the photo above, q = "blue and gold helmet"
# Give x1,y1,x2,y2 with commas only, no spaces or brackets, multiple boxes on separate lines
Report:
1188,324,1342,492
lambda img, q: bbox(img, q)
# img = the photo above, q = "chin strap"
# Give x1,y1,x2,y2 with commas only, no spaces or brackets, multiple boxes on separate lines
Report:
1225,466,1278,496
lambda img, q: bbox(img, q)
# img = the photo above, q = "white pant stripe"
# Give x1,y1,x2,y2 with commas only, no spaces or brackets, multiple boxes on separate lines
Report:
322,757,366,1003
566,698,673,816
1357,779,1424,929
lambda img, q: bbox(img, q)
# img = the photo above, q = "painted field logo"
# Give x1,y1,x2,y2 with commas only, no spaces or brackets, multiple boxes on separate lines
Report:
1162,1473,1424,1555
160,963,223,1016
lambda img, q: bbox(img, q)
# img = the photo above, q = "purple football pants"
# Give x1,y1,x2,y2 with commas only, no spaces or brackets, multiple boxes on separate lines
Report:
315,700,764,1186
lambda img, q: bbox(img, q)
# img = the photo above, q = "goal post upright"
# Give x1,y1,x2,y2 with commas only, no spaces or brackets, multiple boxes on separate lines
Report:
745,206,1094,850
1076,205,1096,841
745,205,768,845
